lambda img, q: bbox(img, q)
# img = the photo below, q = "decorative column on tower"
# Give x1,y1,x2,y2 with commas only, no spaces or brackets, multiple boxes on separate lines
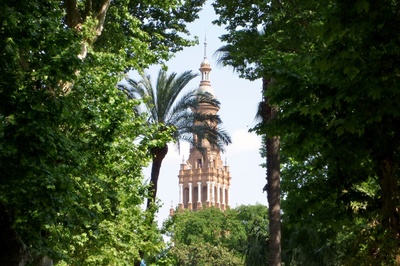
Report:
188,182,193,210
177,37,232,211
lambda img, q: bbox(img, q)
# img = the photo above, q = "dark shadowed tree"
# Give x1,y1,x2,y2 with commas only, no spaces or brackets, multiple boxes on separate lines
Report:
216,0,400,264
214,22,281,266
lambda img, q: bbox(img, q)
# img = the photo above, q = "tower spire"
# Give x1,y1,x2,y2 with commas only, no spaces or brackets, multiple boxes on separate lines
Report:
199,35,215,96
204,35,207,59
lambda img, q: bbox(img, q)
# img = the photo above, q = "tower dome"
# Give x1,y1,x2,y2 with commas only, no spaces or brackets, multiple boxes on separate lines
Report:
200,58,211,67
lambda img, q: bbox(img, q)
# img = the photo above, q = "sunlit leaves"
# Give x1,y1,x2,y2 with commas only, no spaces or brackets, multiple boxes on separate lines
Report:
161,205,268,265
0,0,207,263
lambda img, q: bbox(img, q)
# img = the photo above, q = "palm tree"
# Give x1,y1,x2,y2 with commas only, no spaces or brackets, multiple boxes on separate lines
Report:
260,77,281,266
123,69,231,209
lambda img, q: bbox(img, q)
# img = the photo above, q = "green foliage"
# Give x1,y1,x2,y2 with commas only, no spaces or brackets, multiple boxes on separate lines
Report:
164,208,243,248
266,1,400,263
235,205,269,265
0,0,206,263
171,242,243,266
212,0,270,80
161,205,269,265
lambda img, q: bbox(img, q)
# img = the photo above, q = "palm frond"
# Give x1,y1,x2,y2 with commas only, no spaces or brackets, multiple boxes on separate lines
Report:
175,112,231,153
159,70,198,123
214,44,238,69
124,68,231,154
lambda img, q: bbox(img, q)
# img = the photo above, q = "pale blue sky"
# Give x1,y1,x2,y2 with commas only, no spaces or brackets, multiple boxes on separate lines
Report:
129,0,267,226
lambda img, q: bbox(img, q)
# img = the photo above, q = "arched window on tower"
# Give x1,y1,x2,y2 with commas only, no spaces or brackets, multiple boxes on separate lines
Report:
225,188,229,206
214,186,217,204
193,186,198,210
202,186,207,203
219,187,223,205
183,187,189,209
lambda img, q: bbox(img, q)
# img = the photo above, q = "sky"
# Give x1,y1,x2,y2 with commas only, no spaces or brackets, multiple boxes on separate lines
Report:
129,1,267,226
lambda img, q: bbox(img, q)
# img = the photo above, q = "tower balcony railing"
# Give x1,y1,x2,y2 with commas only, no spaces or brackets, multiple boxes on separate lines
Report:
181,165,229,177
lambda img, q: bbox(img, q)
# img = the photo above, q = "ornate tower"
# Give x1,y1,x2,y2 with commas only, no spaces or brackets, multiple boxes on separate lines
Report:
177,39,232,211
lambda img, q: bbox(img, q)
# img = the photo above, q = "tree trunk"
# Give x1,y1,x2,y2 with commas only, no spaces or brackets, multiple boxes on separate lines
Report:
378,158,399,232
262,77,281,266
147,144,169,209
134,144,169,266
62,0,111,93
267,128,281,266
378,157,400,264
0,204,29,265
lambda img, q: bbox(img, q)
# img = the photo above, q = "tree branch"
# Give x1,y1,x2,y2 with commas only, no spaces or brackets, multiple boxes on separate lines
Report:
64,0,83,30
95,0,111,38
83,0,92,20
63,0,111,93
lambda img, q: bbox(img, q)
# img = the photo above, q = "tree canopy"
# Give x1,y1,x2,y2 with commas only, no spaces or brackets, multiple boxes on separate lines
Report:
160,205,269,266
213,0,400,264
0,0,206,264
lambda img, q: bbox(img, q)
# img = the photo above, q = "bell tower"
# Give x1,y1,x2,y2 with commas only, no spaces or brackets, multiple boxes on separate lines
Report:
177,38,232,211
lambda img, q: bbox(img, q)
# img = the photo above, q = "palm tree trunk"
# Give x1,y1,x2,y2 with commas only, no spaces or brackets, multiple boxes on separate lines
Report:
147,144,168,209
267,117,281,266
135,144,169,266
262,77,281,266
378,158,399,231
377,157,400,264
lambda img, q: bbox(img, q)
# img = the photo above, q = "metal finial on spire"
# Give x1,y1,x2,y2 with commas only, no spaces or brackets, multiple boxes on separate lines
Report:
225,157,228,166
182,155,185,164
204,34,207,59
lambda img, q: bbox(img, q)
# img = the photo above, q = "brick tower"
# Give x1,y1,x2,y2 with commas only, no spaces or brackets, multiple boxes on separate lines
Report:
177,39,231,211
